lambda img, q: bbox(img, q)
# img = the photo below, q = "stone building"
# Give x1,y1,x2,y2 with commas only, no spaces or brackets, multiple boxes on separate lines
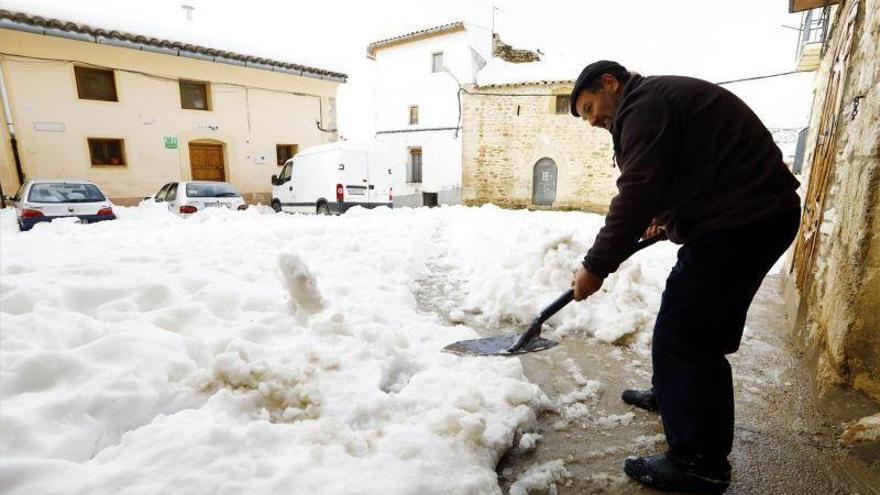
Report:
783,0,880,403
0,10,345,205
461,80,618,212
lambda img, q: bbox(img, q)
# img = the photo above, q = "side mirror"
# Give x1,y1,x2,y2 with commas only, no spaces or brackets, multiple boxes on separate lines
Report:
271,174,279,186
3,195,13,202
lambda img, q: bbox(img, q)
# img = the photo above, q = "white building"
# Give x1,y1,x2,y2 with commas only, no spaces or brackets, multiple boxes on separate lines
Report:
367,22,492,207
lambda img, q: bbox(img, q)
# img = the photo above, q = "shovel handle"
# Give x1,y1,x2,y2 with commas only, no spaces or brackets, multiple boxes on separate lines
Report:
505,232,667,353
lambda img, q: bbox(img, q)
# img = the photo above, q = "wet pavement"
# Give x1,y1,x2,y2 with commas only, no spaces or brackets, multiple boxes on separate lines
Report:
493,274,880,494
412,221,878,494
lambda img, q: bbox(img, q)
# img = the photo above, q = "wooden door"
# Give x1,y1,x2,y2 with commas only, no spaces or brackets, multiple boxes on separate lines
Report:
791,1,859,289
189,143,225,181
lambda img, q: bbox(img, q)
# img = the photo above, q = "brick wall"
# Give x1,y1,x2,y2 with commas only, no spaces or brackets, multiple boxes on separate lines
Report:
461,83,618,212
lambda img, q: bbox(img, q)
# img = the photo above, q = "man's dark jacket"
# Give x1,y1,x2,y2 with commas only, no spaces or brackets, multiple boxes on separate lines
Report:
583,74,801,278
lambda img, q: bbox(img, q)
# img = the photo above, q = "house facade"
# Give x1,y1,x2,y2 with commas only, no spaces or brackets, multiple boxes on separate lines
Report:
368,22,492,207
0,10,345,205
461,81,617,212
782,0,880,403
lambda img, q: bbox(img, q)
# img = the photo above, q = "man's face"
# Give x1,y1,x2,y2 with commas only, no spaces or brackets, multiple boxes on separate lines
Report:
574,74,623,132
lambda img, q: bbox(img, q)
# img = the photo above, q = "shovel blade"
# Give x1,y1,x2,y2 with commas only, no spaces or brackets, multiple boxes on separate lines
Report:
443,333,558,356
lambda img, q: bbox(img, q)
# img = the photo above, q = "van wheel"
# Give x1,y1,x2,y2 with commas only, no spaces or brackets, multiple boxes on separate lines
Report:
271,199,281,213
317,202,331,216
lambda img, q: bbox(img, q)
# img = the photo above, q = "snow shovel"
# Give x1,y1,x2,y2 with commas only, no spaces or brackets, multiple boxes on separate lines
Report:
443,232,667,357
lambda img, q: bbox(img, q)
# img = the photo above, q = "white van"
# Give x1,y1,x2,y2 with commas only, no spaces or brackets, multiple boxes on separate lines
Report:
271,141,393,215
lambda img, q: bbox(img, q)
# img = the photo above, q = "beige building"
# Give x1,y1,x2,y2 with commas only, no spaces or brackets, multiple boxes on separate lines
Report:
783,0,880,404
461,81,617,212
0,10,345,205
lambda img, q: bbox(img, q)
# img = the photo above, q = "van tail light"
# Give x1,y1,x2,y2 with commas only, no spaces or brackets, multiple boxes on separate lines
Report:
237,204,248,210
179,205,198,214
20,208,44,218
336,183,344,202
97,207,114,216
389,187,393,202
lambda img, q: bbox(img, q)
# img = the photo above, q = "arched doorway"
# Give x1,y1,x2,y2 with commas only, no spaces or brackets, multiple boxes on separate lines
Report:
532,157,557,206
188,141,226,181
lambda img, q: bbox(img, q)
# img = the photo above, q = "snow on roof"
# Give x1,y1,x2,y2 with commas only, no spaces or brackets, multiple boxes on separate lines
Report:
298,140,389,156
475,53,585,88
0,9,347,81
366,22,466,59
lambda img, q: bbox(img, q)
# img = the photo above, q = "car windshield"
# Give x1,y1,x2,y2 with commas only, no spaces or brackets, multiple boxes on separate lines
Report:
27,183,106,203
186,182,241,198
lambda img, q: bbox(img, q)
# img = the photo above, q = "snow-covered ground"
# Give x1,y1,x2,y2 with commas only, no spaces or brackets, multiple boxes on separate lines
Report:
0,204,679,495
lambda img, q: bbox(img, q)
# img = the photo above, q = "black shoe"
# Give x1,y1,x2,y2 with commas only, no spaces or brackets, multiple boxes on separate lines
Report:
623,452,731,493
621,389,658,412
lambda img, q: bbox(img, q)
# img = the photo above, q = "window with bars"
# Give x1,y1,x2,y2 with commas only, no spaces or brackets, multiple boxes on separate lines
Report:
554,95,571,114
88,138,125,166
276,144,298,165
407,147,423,183
74,66,118,101
409,105,419,125
180,80,210,110
432,52,444,73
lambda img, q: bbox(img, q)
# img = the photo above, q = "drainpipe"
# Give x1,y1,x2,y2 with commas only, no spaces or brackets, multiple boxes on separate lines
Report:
0,62,25,207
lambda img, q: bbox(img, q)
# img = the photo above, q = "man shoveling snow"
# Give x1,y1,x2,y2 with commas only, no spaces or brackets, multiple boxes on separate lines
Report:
569,61,801,493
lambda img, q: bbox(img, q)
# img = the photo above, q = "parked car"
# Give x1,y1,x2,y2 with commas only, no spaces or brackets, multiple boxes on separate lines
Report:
7,179,116,231
271,141,393,215
147,180,247,216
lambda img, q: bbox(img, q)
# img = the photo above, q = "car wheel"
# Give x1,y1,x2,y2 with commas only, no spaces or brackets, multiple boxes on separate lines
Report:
271,199,281,213
317,202,331,216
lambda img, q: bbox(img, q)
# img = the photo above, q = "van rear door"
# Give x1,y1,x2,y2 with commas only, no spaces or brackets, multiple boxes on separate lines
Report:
367,151,392,206
341,149,369,204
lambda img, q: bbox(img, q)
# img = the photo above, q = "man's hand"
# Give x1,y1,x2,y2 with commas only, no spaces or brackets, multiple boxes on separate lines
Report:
642,220,665,240
571,266,604,301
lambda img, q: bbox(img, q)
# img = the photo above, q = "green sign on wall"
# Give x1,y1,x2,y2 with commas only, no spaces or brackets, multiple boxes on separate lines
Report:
164,136,178,149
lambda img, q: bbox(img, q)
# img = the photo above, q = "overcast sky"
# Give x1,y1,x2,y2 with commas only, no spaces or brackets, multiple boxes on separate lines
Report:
2,0,816,137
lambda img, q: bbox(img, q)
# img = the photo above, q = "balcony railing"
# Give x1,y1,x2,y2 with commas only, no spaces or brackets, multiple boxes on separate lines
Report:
796,8,829,71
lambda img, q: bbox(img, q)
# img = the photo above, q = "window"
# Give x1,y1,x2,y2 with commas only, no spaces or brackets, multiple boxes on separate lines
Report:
186,182,240,198
279,162,292,182
276,144,298,165
166,183,179,201
180,80,210,110
88,138,125,166
407,147,423,183
27,183,106,203
409,105,419,125
154,183,171,202
554,95,571,115
74,66,117,101
432,52,444,73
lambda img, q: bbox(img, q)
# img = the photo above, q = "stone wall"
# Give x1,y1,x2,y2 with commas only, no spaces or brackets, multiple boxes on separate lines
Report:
461,83,618,212
492,34,541,64
786,0,880,401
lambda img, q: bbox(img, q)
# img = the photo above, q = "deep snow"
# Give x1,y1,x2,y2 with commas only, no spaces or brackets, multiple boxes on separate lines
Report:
0,204,681,494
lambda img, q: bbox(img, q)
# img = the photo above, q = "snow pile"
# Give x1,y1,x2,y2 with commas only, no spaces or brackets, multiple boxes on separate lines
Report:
446,205,677,348
278,253,325,314
0,204,677,494
595,412,636,429
509,459,570,495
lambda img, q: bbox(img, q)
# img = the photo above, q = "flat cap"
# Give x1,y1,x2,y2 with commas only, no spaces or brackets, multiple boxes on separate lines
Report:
570,60,628,117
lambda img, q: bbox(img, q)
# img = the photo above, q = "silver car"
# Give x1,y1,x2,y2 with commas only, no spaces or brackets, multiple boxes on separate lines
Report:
149,181,247,216
7,179,116,231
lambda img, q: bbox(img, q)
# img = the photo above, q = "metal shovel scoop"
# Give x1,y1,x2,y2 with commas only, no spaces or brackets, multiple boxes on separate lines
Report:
443,233,667,357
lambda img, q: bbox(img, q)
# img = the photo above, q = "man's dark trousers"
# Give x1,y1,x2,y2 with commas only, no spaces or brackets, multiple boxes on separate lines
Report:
651,208,801,466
